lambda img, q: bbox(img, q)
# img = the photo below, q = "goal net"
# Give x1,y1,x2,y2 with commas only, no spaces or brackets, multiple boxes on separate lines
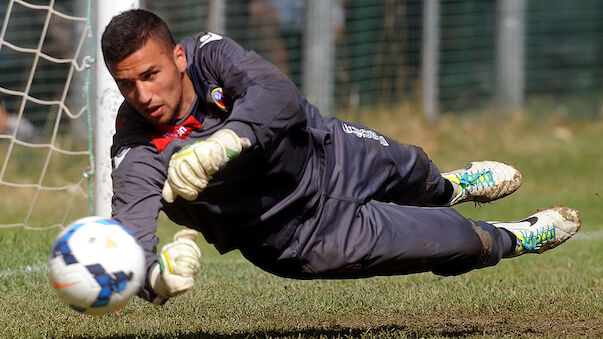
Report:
0,0,93,230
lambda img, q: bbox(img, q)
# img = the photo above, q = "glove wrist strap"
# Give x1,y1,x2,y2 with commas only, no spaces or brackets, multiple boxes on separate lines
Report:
149,263,169,305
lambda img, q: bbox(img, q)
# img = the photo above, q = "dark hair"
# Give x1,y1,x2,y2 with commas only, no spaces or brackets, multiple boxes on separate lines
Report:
101,9,175,65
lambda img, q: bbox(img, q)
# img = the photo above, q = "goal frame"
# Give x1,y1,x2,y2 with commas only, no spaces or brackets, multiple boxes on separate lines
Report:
94,0,139,218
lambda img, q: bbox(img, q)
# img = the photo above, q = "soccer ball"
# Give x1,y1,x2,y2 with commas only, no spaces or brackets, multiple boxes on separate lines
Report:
48,216,145,315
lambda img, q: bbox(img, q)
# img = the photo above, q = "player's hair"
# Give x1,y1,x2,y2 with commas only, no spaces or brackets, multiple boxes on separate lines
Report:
101,9,176,66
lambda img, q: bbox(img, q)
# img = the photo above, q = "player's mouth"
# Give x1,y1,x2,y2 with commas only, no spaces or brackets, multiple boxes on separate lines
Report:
146,105,163,118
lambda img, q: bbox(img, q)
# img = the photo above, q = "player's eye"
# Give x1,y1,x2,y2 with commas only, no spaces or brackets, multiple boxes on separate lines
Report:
117,80,134,91
142,72,158,81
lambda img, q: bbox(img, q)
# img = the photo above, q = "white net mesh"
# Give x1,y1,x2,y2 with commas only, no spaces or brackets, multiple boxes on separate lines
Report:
0,0,93,230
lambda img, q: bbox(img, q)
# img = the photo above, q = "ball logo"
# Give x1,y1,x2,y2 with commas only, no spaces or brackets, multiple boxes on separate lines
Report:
105,237,118,249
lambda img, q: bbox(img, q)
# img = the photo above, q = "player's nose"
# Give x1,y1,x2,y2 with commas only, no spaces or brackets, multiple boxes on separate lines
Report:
135,81,152,104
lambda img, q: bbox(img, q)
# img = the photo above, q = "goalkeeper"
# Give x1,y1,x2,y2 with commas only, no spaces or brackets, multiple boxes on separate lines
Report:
101,10,581,305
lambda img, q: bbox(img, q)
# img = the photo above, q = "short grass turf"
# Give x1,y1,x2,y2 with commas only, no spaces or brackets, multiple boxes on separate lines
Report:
0,108,601,338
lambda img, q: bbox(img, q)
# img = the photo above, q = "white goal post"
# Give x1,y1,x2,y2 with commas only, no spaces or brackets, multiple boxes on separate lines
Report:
93,0,139,218
0,0,138,229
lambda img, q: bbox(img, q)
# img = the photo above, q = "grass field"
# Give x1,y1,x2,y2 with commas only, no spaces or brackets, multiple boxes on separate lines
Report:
0,108,601,338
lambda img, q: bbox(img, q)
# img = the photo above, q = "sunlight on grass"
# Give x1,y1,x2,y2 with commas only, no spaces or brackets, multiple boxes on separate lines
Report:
0,109,602,338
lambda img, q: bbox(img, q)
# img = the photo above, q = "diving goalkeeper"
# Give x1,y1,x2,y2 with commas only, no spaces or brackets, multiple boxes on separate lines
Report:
101,9,581,305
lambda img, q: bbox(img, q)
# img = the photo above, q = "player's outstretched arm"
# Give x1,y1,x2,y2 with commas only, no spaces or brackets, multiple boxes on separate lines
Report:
149,229,201,304
162,128,251,202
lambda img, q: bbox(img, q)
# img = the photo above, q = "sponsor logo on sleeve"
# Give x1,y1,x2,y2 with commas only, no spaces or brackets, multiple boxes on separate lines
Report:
342,123,389,146
113,147,131,169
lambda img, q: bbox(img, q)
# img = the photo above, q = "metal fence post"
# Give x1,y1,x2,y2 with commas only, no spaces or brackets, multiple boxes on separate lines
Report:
496,0,525,113
302,0,335,117
208,0,226,34
422,0,440,122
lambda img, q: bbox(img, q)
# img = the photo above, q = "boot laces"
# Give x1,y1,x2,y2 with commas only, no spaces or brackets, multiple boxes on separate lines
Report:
455,169,495,195
518,224,557,250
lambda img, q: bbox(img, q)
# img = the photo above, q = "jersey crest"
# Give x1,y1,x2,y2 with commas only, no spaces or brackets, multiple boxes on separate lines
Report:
211,87,229,111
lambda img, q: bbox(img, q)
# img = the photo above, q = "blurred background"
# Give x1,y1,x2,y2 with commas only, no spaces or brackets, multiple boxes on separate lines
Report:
1,0,601,131
0,0,601,228
148,0,603,121
0,4,601,337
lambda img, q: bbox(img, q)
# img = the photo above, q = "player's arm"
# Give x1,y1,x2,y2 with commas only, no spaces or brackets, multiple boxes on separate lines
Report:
197,33,306,143
162,34,306,202
112,142,201,304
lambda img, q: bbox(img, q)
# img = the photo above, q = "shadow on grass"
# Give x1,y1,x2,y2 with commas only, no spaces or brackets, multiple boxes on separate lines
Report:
96,324,501,339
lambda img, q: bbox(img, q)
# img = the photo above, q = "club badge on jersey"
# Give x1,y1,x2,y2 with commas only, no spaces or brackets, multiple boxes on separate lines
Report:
211,87,229,111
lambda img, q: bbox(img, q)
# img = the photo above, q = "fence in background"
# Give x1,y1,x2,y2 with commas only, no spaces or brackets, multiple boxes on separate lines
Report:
2,0,602,127
0,0,601,221
0,0,92,228
147,0,602,118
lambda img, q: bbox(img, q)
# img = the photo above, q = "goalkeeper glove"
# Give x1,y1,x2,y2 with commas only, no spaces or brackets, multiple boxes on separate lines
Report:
162,129,251,203
150,229,201,304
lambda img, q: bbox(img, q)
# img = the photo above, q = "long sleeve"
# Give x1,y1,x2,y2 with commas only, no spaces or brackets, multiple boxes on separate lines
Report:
183,33,310,150
111,123,168,302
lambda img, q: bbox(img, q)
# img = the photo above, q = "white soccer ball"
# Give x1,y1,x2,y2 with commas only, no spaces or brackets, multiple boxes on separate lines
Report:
48,216,145,315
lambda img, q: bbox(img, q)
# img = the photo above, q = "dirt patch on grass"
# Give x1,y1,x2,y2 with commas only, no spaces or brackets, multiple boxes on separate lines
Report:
243,313,602,338
350,314,603,338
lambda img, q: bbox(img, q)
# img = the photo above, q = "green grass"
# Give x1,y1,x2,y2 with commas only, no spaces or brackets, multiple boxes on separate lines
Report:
0,139,91,227
0,109,602,338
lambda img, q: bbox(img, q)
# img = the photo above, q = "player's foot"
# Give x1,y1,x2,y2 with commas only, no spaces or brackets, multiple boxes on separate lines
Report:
491,205,581,257
442,161,522,206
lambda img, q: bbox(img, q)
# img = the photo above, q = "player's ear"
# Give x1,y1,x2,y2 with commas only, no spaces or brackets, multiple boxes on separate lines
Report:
173,45,187,73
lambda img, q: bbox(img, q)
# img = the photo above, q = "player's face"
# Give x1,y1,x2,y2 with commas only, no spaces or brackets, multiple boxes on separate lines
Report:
108,39,194,126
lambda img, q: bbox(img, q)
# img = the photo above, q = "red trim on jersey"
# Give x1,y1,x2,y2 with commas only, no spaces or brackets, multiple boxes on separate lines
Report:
115,116,124,131
150,115,202,152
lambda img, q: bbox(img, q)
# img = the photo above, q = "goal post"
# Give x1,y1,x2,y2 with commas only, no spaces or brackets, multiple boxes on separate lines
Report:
93,0,139,218
0,0,138,229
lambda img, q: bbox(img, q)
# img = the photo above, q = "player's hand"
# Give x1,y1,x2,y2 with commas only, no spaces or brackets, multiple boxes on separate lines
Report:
162,129,251,203
150,229,201,302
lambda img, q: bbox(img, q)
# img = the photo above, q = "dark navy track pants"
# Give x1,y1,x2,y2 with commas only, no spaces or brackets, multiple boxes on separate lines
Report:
240,118,507,278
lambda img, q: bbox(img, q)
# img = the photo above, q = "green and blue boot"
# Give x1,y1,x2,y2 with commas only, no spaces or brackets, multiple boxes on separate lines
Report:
491,205,581,257
442,161,522,206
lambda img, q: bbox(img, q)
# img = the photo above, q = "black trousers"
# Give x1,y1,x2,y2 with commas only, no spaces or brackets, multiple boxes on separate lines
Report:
240,118,506,278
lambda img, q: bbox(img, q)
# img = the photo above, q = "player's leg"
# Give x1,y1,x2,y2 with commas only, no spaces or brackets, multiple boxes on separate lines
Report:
287,199,513,278
241,199,508,278
240,200,580,279
319,117,450,206
321,118,521,207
